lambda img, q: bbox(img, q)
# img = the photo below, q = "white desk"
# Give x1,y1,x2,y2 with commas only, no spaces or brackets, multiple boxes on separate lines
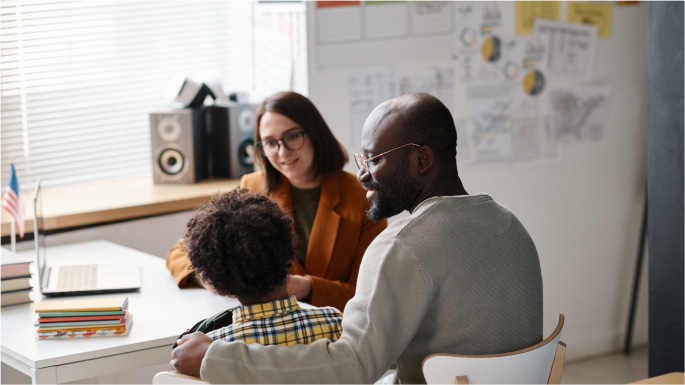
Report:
1,240,238,384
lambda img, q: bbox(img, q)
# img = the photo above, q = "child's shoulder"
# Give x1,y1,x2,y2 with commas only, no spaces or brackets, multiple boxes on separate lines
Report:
312,306,343,318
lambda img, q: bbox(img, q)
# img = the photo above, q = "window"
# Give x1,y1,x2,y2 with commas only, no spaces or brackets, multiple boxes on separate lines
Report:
1,1,255,190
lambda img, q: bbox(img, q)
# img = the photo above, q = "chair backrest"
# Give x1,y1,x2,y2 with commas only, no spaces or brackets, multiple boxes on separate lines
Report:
422,314,565,384
152,371,207,384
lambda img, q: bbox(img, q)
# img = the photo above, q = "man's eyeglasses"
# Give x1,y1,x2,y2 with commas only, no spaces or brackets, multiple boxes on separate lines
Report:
256,131,306,157
354,143,420,170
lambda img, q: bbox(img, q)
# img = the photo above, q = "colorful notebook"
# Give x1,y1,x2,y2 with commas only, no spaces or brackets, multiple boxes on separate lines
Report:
37,317,133,339
38,310,126,317
35,317,127,328
37,314,126,323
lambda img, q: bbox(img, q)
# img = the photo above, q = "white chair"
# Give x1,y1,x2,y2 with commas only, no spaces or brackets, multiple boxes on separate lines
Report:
422,314,566,384
152,371,207,384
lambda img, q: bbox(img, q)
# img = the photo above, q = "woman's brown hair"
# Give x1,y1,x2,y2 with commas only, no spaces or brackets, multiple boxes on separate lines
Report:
254,91,348,193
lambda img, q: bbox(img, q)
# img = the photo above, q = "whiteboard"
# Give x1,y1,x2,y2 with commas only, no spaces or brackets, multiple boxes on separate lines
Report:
313,1,455,71
305,1,650,362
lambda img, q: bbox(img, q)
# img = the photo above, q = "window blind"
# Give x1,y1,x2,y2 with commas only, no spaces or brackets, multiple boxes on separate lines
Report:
1,1,254,190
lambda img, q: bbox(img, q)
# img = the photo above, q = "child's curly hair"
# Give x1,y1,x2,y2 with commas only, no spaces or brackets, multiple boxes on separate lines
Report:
184,187,294,298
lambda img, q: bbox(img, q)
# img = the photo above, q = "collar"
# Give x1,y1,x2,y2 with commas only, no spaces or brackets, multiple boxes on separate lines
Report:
412,193,492,216
232,296,300,324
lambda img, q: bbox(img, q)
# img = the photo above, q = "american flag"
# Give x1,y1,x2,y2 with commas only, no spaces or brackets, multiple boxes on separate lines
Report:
2,164,25,238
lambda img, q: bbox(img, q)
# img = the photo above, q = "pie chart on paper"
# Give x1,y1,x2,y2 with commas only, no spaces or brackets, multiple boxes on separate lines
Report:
523,69,546,96
481,35,502,62
460,27,478,48
503,60,520,81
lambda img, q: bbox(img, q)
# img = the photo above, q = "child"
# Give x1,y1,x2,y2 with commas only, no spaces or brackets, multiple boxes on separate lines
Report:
183,187,342,345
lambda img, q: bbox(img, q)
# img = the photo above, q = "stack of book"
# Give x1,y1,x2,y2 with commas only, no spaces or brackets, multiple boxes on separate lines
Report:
1,247,33,306
34,296,132,339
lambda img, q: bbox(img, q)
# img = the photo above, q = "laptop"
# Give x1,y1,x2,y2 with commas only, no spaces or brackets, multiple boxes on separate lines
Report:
32,179,141,297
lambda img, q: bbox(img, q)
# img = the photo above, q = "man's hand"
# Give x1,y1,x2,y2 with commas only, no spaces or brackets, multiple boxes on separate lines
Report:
287,274,312,301
170,332,213,378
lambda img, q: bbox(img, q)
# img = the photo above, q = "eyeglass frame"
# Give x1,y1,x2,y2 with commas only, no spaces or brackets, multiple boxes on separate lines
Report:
255,131,307,157
354,143,421,171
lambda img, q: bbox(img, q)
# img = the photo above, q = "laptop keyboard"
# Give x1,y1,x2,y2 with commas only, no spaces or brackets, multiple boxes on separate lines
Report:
57,264,98,291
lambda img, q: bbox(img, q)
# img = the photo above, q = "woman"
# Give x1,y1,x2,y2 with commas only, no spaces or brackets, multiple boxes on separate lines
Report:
166,91,387,311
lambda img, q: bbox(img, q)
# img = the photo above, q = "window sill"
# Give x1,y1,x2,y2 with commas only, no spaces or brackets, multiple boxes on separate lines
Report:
1,176,241,237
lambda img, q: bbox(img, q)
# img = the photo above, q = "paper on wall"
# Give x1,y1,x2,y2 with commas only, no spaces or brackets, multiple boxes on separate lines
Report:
533,19,598,81
348,66,454,149
567,2,613,38
411,1,453,35
316,1,362,44
365,2,408,39
515,1,561,35
466,83,558,164
453,1,503,83
349,70,399,149
466,84,516,163
549,86,611,142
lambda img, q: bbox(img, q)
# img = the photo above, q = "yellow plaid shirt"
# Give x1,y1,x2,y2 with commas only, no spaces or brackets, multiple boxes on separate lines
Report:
206,296,343,346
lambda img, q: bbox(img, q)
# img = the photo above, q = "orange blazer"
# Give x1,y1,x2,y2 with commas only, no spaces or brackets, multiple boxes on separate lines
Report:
165,170,387,311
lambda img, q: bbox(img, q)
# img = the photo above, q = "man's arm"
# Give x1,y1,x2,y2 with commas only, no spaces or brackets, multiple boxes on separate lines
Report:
309,215,387,310
198,236,434,384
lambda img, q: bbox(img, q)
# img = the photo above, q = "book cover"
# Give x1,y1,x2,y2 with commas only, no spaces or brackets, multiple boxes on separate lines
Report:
35,296,128,313
37,322,128,332
37,318,133,339
1,248,32,279
1,288,33,307
37,314,126,323
37,314,132,332
35,316,127,327
38,310,126,317
1,276,31,292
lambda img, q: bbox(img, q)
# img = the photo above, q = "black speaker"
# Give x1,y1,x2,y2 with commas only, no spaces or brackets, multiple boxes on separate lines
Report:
206,103,256,179
175,77,214,108
150,108,208,184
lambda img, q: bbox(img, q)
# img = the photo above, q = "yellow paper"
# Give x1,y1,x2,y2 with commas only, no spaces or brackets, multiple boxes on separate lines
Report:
567,2,613,37
35,296,128,313
516,1,561,34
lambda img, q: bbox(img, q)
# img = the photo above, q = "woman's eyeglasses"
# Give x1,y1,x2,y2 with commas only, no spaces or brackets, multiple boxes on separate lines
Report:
354,143,420,171
256,131,306,157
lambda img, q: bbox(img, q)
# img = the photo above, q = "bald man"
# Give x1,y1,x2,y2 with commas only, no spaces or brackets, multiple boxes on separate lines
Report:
171,93,543,384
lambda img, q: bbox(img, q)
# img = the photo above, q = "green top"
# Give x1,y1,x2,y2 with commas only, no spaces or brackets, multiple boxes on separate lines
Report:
289,185,321,266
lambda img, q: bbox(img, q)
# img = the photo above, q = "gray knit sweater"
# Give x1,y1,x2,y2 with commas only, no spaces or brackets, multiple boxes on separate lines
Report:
201,194,543,384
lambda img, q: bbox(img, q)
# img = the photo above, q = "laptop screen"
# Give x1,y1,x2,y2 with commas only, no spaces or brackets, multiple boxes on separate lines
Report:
29,179,142,296
32,179,48,290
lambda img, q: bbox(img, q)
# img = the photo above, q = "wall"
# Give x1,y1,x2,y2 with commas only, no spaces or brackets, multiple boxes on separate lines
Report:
306,1,648,362
10,211,193,258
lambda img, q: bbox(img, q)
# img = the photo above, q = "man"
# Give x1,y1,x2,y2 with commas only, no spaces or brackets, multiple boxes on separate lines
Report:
171,93,543,384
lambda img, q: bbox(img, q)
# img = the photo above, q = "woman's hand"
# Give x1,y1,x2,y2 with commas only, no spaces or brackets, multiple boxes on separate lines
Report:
287,274,312,301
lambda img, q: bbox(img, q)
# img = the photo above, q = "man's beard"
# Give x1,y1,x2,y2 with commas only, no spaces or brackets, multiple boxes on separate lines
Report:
364,163,421,222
